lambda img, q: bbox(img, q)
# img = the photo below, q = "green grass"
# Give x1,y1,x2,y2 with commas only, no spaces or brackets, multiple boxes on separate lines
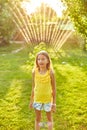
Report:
0,44,87,130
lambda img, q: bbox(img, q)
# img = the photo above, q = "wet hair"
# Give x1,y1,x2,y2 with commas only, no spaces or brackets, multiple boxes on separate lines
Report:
35,50,51,70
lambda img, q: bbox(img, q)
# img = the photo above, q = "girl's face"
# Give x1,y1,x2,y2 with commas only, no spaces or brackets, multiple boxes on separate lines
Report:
37,54,49,69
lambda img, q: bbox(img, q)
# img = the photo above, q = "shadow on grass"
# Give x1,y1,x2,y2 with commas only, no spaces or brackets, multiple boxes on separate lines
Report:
57,50,87,72
17,79,35,130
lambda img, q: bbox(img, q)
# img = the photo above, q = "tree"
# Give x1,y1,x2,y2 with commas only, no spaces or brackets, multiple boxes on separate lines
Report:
0,0,23,46
0,1,15,45
64,0,87,51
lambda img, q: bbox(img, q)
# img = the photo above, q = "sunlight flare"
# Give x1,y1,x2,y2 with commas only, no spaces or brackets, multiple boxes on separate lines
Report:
21,0,66,18
9,0,74,51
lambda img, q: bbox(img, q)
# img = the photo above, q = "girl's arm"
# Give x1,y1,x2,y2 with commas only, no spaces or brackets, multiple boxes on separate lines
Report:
50,69,56,111
29,69,35,109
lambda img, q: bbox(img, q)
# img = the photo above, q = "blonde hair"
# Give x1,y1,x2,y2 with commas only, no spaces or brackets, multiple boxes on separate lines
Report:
34,50,53,70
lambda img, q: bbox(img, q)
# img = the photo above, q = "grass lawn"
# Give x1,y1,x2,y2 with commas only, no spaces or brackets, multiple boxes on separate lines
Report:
0,44,87,130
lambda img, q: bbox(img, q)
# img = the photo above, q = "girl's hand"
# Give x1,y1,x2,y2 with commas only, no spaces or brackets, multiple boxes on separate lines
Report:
29,102,33,109
51,104,56,112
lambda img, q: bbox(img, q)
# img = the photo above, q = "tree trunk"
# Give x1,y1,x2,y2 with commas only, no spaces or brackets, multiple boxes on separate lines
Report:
83,39,87,51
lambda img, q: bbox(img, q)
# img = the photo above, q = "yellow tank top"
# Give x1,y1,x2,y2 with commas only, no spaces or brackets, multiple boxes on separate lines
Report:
34,68,52,103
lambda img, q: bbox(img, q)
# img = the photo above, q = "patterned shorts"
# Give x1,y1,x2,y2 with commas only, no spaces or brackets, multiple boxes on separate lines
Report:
33,102,51,112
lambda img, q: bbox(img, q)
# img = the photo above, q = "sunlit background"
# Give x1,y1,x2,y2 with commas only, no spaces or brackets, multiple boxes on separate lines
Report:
9,0,74,51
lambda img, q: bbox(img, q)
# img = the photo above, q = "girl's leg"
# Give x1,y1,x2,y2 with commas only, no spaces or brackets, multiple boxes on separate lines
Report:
46,111,53,130
35,109,41,130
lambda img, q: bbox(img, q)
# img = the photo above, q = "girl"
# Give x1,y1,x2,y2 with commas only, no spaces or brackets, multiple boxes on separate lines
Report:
29,50,56,130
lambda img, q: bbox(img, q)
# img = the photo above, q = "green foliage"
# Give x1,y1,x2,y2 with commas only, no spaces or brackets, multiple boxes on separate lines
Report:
27,42,48,66
64,0,87,39
27,42,58,69
0,0,24,44
0,2,16,43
